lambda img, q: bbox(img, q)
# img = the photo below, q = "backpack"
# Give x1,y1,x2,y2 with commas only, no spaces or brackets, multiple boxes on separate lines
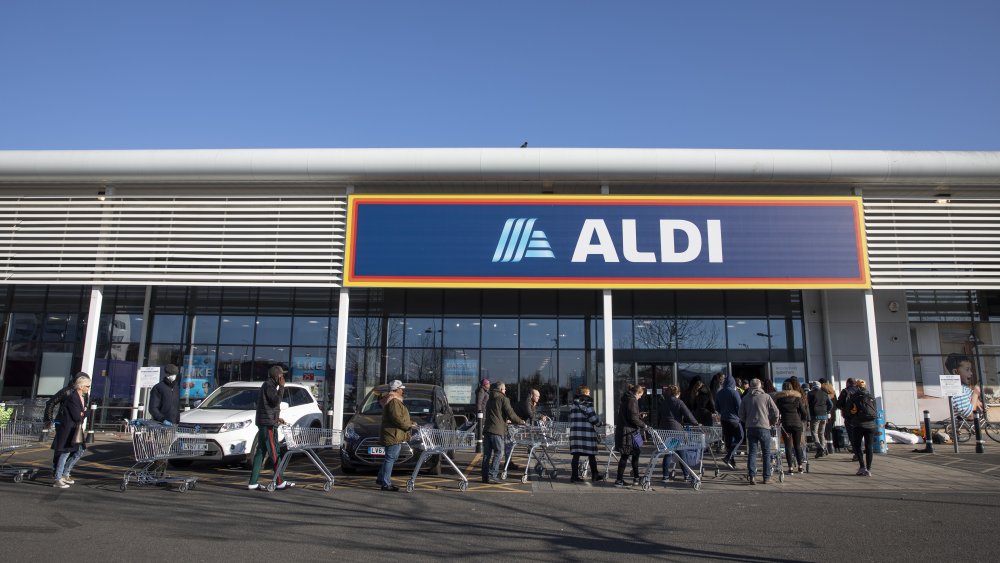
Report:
849,392,877,422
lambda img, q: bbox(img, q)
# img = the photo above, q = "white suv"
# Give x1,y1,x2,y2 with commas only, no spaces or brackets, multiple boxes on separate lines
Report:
175,381,324,465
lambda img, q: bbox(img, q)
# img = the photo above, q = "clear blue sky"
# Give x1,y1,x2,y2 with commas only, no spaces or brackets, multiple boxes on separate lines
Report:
1,1,997,151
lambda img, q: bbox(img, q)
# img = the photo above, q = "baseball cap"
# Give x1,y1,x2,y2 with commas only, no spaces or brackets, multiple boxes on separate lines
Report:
269,365,288,378
389,379,405,391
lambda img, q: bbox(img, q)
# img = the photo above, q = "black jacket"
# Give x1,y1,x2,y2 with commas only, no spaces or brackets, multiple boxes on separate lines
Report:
514,396,544,424
255,377,283,427
656,395,698,431
691,389,717,426
774,390,809,429
149,377,181,424
44,385,88,426
615,393,648,453
51,390,86,453
808,388,833,419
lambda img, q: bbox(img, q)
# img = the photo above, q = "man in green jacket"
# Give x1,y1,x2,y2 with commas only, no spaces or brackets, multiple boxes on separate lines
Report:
377,380,417,492
482,382,525,484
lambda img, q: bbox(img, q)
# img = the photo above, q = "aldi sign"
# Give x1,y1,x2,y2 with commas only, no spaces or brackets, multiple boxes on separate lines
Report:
344,195,869,289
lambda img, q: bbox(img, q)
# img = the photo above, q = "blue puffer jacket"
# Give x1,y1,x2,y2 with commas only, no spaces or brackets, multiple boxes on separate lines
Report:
714,374,742,423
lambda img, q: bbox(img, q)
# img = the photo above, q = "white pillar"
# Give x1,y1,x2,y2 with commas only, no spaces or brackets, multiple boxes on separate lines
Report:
131,286,153,420
332,287,350,437
863,289,884,408
602,289,615,424
80,286,104,378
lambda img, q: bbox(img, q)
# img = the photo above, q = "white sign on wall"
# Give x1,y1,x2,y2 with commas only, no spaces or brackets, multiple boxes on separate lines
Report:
938,374,962,397
138,367,161,388
772,362,805,388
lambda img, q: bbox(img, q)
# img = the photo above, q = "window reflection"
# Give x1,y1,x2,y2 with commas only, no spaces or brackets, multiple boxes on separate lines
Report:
676,319,725,349
726,319,769,350
482,318,518,348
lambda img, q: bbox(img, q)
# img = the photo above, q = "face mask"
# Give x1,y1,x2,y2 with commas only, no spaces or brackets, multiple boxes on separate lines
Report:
166,375,177,383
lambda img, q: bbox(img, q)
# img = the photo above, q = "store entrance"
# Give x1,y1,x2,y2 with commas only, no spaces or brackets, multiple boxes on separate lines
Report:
731,362,769,390
636,363,675,426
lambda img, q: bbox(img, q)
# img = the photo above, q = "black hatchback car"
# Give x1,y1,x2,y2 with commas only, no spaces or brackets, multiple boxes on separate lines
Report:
340,383,458,474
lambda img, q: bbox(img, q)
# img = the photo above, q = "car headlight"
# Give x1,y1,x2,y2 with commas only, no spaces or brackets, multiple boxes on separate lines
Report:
344,422,360,441
220,420,253,433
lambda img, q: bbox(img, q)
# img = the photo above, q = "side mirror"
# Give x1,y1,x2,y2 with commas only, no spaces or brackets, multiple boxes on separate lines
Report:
280,402,290,411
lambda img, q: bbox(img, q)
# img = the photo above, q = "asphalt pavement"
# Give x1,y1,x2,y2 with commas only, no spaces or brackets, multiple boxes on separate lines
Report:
1,433,998,562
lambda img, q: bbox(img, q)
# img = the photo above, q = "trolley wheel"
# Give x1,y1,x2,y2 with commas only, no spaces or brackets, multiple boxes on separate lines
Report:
778,472,784,483
549,470,558,479
405,479,415,493
13,473,23,483
692,480,701,491
520,475,529,484
641,478,651,491
266,482,276,492
323,481,333,492
188,481,197,490
714,468,720,478
120,482,128,492
534,464,544,477
805,463,810,474
178,482,189,493
28,470,39,481
500,471,508,480
459,480,469,492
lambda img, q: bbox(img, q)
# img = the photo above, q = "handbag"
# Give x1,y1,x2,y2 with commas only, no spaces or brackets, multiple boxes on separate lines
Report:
73,424,86,444
631,430,644,449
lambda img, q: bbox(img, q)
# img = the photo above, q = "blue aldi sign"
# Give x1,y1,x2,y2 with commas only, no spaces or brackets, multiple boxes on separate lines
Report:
344,195,869,289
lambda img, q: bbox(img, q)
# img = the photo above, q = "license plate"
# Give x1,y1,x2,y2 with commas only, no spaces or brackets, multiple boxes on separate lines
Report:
368,446,385,456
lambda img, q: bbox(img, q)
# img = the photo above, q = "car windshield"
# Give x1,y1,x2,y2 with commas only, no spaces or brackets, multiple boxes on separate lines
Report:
360,390,434,416
199,387,259,410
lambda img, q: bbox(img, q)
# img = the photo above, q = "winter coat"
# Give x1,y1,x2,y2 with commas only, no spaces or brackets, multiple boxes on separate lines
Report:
569,395,603,456
148,376,181,424
514,396,544,424
614,392,647,455
837,385,858,426
691,388,716,426
484,387,524,436
51,389,86,453
738,388,779,430
475,384,490,413
255,377,283,427
379,395,412,446
656,395,697,431
807,388,834,420
774,390,808,430
714,375,741,424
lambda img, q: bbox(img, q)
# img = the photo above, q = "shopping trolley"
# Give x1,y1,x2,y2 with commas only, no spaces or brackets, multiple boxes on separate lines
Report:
502,421,570,483
268,425,341,492
689,425,725,478
405,425,478,492
0,408,47,483
641,429,704,491
121,420,207,492
578,424,619,480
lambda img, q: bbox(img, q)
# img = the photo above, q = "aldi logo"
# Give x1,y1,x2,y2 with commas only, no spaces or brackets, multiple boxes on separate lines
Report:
344,195,869,289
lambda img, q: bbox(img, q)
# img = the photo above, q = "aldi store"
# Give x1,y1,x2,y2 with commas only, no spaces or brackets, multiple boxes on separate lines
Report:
1,148,999,430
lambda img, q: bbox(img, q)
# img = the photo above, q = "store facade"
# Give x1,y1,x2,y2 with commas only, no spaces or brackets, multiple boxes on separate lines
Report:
1,148,998,429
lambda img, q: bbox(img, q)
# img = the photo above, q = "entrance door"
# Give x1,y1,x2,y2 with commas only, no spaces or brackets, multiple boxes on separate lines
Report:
731,362,770,390
636,363,675,426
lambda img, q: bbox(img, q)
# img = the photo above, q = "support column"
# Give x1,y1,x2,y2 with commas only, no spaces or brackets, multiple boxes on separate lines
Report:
863,289,888,454
602,289,615,425
332,287,350,437
80,286,104,378
130,286,153,420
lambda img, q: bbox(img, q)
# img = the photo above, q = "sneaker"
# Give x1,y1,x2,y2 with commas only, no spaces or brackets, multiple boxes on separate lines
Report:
488,477,503,484
631,479,640,487
275,481,295,490
762,478,770,485
797,467,805,474
661,476,671,483
725,460,737,471
53,478,69,489
864,469,872,477
855,467,866,476
247,483,260,490
614,479,626,488
380,485,400,492
747,476,756,485
62,476,75,485
570,476,584,483
592,475,605,483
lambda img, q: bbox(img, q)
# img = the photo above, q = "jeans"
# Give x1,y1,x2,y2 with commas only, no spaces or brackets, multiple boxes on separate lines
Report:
746,426,772,479
720,420,743,463
54,445,85,480
482,432,505,480
376,443,402,487
851,426,875,470
810,419,828,453
249,425,284,486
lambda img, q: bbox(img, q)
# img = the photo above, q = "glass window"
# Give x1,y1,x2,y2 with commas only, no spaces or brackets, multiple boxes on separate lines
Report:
514,349,555,405
41,313,76,342
557,349,588,418
482,318,518,348
255,316,291,345
726,319,770,350
520,318,558,349
403,348,441,384
250,346,290,380
405,318,442,348
290,348,327,384
442,348,480,405
292,316,330,346
219,316,255,345
349,317,382,349
216,345,252,384
634,319,675,350
288,387,314,407
597,319,633,349
676,319,725,349
191,315,220,345
677,362,728,393
385,347,403,379
481,349,517,385
557,318,585,349
443,318,481,348
151,314,185,343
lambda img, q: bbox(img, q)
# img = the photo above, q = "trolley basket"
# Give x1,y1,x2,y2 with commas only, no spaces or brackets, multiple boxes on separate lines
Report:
268,426,342,492
120,420,206,492
406,425,477,492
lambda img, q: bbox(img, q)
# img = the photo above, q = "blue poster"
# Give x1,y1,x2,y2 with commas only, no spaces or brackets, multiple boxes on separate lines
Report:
181,354,216,400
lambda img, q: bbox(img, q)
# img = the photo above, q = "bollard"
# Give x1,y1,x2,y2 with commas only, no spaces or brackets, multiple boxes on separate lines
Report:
476,411,484,453
919,410,934,453
974,410,985,454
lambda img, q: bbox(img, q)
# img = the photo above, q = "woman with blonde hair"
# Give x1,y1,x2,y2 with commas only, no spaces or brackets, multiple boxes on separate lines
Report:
51,374,90,488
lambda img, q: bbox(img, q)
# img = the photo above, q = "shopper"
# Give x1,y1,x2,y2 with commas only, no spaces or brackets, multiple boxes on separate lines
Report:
475,378,491,414
44,372,91,475
482,382,524,484
148,364,181,425
614,384,648,487
849,379,878,476
51,374,91,488
376,380,418,491
690,379,717,426
569,385,605,483
248,365,293,491
515,388,550,425
656,384,700,481
714,374,743,470
820,379,838,453
838,378,859,459
808,381,833,458
738,378,779,485
774,380,809,474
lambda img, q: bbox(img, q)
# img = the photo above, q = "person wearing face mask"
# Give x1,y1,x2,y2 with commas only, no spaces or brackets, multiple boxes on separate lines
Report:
149,364,181,426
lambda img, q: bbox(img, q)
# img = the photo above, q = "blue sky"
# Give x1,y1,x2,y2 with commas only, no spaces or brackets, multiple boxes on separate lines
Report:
1,1,997,150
